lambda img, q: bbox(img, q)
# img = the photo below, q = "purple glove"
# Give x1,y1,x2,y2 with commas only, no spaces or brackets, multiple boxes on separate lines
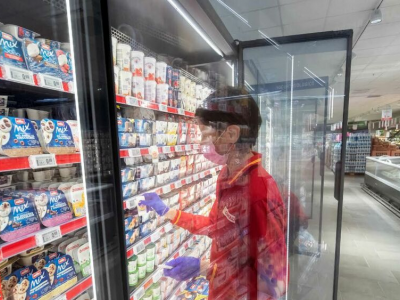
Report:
139,193,169,216
164,256,200,281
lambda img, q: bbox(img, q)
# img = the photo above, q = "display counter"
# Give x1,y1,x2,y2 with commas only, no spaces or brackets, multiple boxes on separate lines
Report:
365,156,400,206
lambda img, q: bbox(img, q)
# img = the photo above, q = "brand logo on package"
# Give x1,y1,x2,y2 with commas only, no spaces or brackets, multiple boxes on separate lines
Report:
58,257,66,264
50,190,58,196
33,270,42,279
57,121,65,126
22,268,31,276
1,32,13,41
15,118,26,125
14,198,25,205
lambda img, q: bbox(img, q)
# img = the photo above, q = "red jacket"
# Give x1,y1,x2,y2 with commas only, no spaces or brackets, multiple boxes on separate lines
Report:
171,153,287,299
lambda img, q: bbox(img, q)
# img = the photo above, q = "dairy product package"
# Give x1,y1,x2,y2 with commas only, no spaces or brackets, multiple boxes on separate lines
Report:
132,76,144,99
66,120,80,152
36,38,61,50
0,196,41,242
121,167,136,183
20,246,49,267
22,39,61,78
155,62,167,84
155,121,167,134
58,237,79,253
112,36,117,66
126,228,139,247
119,133,137,148
155,134,167,146
138,176,155,193
69,183,86,217
155,160,170,175
116,43,131,71
135,164,154,179
65,238,87,271
134,119,153,134
76,243,91,277
0,24,39,42
114,65,119,94
39,119,75,154
117,117,134,133
124,215,139,231
56,49,73,82
167,122,178,135
131,50,144,77
166,134,177,146
0,30,27,70
144,57,156,81
34,190,73,227
2,265,37,299
119,70,132,96
144,80,156,102
156,83,168,105
0,116,42,157
22,268,53,299
121,181,138,199
44,254,77,295
138,133,152,147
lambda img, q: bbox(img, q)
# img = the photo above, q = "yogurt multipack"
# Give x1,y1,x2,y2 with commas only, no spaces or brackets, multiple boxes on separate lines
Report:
44,254,77,294
56,49,73,82
39,119,75,154
0,116,42,157
0,196,41,242
0,30,27,70
2,265,37,299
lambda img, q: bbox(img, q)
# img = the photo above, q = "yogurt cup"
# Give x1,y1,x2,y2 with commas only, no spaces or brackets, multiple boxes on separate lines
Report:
119,70,132,96
155,62,167,84
116,43,131,71
144,80,156,102
156,84,168,105
131,51,144,77
129,269,138,286
137,251,146,266
132,76,144,100
138,264,146,279
144,57,156,81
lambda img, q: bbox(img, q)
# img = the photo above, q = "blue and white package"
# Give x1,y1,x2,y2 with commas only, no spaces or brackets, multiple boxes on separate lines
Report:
119,133,137,148
56,49,74,82
33,190,73,227
39,118,75,154
0,196,41,242
22,39,61,78
0,116,42,157
121,167,136,183
2,265,37,299
117,117,134,133
36,38,61,49
23,268,53,300
0,24,39,41
44,254,77,294
0,31,27,69
134,119,153,134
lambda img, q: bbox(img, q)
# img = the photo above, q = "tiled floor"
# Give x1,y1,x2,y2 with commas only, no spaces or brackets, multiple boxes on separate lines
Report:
338,175,400,300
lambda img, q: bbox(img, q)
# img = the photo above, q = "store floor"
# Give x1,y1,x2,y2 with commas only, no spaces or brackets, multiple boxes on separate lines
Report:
338,175,400,300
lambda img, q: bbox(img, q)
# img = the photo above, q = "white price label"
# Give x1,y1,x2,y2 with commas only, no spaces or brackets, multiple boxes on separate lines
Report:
162,146,171,153
179,247,186,256
153,269,163,283
175,181,182,188
186,177,192,184
39,74,63,91
133,241,146,254
4,65,34,85
125,197,137,210
175,145,183,152
211,168,217,176
193,144,200,150
159,104,168,112
162,185,171,194
53,295,67,300
164,223,173,232
35,226,62,246
29,154,57,169
178,108,184,115
151,231,160,242
133,286,145,300
128,148,141,157
185,145,191,151
126,96,139,106
193,174,199,181
194,204,200,211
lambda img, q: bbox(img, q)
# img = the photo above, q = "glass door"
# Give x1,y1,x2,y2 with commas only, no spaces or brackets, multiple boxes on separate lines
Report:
239,32,352,300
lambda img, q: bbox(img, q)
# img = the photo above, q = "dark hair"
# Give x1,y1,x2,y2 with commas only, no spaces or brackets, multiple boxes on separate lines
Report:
195,87,262,146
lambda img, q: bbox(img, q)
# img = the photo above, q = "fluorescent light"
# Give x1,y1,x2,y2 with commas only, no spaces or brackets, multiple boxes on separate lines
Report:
167,0,224,57
370,9,382,24
216,0,251,28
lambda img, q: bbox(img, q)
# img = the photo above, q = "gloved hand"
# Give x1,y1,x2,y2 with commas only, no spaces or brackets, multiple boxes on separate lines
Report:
139,193,169,216
163,256,200,281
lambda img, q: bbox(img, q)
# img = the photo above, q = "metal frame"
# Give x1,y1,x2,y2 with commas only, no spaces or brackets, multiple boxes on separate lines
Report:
237,30,353,300
68,0,129,299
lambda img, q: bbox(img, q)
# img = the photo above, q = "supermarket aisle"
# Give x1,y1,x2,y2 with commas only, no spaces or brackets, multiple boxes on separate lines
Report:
338,176,400,300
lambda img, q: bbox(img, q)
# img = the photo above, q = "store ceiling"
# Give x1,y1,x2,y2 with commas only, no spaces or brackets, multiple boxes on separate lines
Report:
209,0,400,121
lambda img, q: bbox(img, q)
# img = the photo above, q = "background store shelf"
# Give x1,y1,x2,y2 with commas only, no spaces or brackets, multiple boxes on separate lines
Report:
116,95,195,117
0,153,81,172
0,217,87,260
119,144,201,158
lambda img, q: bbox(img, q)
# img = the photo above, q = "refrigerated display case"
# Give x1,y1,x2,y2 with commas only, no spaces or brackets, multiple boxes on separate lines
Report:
365,156,400,206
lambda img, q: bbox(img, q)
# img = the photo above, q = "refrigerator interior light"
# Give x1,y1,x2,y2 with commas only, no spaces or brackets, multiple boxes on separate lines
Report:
167,0,224,57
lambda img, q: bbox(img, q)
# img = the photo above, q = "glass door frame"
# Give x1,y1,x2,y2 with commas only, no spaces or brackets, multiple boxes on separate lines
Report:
237,30,353,300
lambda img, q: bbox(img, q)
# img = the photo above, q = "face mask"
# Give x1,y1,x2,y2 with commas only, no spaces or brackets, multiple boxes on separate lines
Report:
202,131,229,165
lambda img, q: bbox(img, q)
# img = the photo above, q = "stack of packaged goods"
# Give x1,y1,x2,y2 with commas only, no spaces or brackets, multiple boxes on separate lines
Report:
345,133,372,174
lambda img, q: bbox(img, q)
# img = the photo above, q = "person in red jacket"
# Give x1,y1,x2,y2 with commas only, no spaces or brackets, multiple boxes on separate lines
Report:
140,88,287,299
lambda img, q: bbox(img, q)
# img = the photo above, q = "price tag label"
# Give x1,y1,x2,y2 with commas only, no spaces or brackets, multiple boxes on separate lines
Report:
179,247,186,256
159,104,168,112
133,241,146,254
178,108,184,115
211,168,217,176
193,174,199,181
153,269,163,283
38,74,63,91
186,177,192,184
162,146,171,154
194,203,200,211
35,226,62,246
185,145,191,151
133,286,145,300
29,154,57,169
193,144,200,150
151,231,160,242
162,185,171,194
4,65,34,85
164,223,173,232
128,148,141,157
125,197,137,210
175,145,183,152
53,295,67,300
126,96,139,106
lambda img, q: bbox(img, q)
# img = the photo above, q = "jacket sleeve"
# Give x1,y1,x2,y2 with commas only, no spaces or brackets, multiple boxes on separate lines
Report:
171,198,218,237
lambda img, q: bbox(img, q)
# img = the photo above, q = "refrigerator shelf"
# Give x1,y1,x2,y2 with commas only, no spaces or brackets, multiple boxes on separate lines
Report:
0,153,81,172
123,165,222,210
0,216,87,260
57,275,93,300
0,65,74,94
119,144,201,158
116,95,195,117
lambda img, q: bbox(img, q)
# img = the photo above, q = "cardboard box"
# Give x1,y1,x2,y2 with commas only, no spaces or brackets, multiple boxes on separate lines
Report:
371,150,391,156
